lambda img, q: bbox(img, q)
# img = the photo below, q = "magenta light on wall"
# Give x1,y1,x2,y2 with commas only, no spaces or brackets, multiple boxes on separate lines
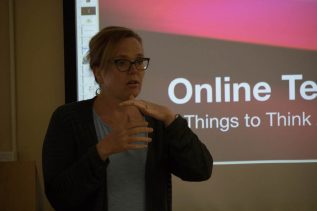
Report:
100,0,317,51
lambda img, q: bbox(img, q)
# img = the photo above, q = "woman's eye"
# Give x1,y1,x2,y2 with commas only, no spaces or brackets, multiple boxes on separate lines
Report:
116,60,128,66
135,59,144,65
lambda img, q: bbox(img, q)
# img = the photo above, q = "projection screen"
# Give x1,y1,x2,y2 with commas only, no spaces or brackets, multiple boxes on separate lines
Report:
73,0,317,210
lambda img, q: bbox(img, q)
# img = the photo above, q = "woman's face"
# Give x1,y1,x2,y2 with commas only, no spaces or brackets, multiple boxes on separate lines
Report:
96,37,145,101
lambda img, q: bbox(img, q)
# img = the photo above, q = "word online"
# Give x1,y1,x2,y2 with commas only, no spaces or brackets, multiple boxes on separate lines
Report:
168,74,316,104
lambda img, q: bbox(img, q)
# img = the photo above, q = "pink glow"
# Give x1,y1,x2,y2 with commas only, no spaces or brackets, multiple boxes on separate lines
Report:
100,0,317,51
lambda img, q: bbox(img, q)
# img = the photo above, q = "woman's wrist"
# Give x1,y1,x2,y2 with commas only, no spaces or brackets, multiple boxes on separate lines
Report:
164,113,177,127
96,142,111,161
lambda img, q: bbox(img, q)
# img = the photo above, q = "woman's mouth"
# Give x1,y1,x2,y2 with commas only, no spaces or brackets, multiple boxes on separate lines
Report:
127,80,140,88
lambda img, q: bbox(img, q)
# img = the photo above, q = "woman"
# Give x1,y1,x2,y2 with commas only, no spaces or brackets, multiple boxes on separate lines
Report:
42,26,213,211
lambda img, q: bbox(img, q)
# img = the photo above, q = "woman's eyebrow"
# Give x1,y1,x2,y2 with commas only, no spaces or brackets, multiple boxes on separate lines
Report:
114,53,145,59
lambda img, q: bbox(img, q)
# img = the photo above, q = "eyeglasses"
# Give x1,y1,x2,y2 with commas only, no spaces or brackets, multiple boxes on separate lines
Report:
112,57,150,72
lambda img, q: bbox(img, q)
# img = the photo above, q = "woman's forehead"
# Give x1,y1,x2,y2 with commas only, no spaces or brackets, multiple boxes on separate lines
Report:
113,37,144,58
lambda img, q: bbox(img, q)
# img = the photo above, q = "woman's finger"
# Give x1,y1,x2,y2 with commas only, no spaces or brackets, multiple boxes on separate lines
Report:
120,99,149,111
127,143,149,150
127,136,152,144
126,127,153,136
126,120,149,129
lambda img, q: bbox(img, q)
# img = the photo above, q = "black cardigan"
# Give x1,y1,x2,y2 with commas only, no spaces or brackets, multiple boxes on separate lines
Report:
42,98,213,211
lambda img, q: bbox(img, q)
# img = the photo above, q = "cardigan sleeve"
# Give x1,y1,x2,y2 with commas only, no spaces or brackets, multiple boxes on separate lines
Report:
165,116,213,181
42,105,108,210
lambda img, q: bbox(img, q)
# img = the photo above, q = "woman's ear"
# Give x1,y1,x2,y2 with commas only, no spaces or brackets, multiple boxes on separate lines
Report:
93,68,103,84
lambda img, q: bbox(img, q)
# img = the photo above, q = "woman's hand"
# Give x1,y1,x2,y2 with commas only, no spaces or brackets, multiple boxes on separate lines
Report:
96,120,153,160
120,96,176,127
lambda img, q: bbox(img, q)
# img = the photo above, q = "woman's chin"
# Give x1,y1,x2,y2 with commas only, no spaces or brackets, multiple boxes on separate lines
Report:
121,93,138,101
130,90,141,98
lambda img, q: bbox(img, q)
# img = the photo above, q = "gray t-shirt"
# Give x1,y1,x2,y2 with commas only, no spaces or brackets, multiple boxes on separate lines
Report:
93,110,147,211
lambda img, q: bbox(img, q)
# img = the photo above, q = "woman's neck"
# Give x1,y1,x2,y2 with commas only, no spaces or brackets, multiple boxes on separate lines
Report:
93,92,143,126
95,91,123,110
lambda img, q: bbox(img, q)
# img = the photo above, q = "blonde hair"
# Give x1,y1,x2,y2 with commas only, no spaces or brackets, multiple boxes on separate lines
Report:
86,26,142,72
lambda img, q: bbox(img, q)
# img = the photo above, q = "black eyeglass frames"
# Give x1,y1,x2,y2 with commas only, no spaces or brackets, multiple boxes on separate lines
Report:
112,57,150,72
